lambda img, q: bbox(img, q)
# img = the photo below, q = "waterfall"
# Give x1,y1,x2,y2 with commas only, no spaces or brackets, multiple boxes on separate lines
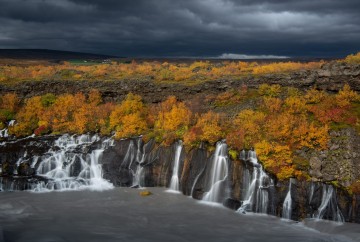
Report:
315,185,344,223
0,120,15,138
32,134,114,192
202,141,229,203
130,138,145,188
282,179,293,219
168,141,183,192
132,165,144,188
309,182,315,204
238,150,272,214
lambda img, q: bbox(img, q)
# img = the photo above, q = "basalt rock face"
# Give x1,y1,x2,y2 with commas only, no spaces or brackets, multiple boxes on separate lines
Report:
1,135,360,224
0,136,57,190
100,139,359,223
0,136,55,176
305,128,360,187
1,62,359,103
354,196,360,223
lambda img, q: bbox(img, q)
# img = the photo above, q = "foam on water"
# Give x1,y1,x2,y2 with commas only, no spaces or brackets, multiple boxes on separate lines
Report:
31,134,114,192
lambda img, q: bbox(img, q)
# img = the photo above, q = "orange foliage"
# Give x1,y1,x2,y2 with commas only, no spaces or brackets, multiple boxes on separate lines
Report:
343,52,360,64
350,180,360,195
150,96,192,144
8,91,113,136
184,111,223,145
0,93,19,125
109,93,148,138
0,93,19,113
10,96,44,136
255,140,294,180
292,122,329,150
258,84,281,97
284,96,306,114
0,58,324,84
252,61,323,75
231,109,266,148
335,84,360,107
262,97,282,113
1,82,359,183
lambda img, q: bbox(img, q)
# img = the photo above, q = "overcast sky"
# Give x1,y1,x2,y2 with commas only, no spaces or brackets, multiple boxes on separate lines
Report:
0,0,359,58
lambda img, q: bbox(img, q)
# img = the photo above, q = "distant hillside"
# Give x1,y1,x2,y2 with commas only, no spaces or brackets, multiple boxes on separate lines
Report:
0,49,117,60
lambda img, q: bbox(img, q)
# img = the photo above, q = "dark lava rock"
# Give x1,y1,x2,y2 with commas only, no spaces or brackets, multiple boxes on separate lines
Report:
17,162,35,176
223,198,241,210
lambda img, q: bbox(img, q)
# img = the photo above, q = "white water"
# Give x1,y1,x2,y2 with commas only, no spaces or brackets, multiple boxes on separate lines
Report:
309,182,315,204
238,150,272,214
168,141,183,192
282,179,293,219
129,138,145,188
32,134,114,192
315,185,344,223
202,141,229,203
0,119,15,138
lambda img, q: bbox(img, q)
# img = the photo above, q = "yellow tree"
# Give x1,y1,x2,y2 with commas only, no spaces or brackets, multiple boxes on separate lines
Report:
10,96,43,136
110,93,148,138
255,140,294,180
184,111,223,145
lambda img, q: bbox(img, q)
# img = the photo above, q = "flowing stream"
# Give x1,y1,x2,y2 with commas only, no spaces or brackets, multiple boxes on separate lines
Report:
168,141,183,192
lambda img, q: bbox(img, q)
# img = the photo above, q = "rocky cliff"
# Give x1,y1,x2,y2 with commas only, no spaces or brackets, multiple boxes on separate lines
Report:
1,135,359,223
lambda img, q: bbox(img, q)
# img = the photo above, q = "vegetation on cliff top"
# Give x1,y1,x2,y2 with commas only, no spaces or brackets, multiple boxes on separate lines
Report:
1,83,359,185
0,57,326,85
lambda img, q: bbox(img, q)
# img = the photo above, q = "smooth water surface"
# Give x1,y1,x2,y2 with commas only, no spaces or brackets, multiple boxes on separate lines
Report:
0,188,359,242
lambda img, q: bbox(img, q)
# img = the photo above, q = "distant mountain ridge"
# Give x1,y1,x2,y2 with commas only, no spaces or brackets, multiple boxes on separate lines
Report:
0,49,117,60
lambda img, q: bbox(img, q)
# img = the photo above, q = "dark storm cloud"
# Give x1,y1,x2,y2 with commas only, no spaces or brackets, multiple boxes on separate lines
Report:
0,0,359,57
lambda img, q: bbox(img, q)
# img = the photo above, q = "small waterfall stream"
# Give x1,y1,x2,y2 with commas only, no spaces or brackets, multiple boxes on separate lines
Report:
32,134,114,192
131,138,145,188
168,141,183,192
315,185,344,223
282,179,293,219
238,150,272,214
202,141,229,203
0,120,15,138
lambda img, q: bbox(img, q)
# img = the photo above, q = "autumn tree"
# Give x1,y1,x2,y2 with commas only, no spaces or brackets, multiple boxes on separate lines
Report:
255,140,295,180
147,96,192,144
109,93,148,138
0,93,19,128
184,111,223,145
10,96,43,136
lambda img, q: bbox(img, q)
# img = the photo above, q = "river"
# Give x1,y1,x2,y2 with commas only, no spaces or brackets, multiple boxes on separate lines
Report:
1,188,359,242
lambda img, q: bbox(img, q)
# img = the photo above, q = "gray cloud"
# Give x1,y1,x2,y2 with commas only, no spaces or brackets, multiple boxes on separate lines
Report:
0,0,359,57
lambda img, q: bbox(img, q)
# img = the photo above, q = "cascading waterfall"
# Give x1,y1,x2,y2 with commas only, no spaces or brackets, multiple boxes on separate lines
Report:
238,150,272,214
202,141,229,203
132,165,144,188
32,134,114,192
130,138,145,188
315,185,344,223
282,179,293,219
168,141,183,192
0,120,15,138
